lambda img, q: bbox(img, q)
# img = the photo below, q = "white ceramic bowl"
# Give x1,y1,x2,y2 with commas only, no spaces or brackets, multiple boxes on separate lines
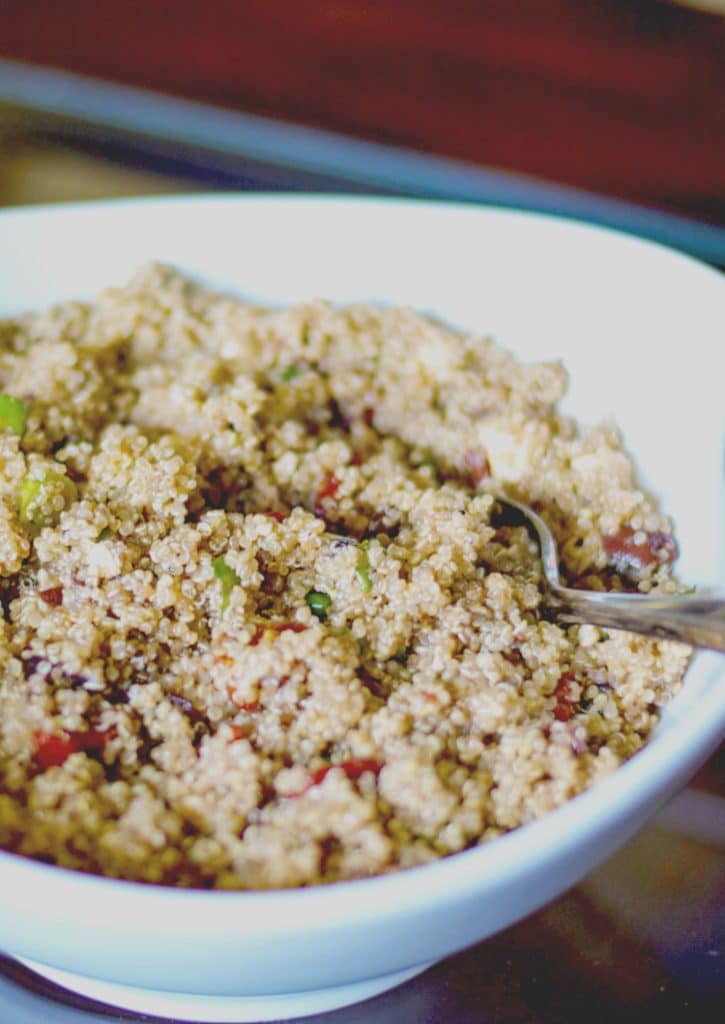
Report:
0,196,723,1023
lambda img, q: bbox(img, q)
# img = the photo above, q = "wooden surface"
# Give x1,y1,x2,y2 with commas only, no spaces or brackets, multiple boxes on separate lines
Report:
0,140,197,207
1,0,724,223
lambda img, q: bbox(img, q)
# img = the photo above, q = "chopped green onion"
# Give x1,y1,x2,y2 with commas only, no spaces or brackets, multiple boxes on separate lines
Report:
18,471,77,529
416,456,438,475
280,365,300,381
305,590,331,620
0,394,28,436
18,478,41,524
96,527,112,542
355,543,372,593
391,646,412,664
213,555,239,614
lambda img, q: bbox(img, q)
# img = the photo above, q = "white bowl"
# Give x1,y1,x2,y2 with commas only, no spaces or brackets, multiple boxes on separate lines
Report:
0,195,723,1023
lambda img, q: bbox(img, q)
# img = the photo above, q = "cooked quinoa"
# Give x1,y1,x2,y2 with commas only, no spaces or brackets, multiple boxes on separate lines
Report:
0,265,689,888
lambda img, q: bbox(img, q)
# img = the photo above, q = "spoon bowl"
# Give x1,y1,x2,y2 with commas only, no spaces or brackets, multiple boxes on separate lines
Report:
492,495,725,652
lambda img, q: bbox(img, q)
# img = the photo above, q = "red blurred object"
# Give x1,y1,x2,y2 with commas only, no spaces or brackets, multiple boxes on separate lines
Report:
0,1,723,222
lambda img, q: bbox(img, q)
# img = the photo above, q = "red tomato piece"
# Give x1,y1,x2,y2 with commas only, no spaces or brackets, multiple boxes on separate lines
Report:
313,473,341,518
463,449,490,487
34,728,109,769
553,672,577,723
309,758,383,788
603,527,677,572
34,732,80,768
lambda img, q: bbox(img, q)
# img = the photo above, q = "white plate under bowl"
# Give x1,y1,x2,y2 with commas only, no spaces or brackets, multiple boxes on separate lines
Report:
0,196,722,1022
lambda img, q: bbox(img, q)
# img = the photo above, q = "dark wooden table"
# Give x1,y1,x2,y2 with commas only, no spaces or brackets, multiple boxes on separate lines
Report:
1,0,724,223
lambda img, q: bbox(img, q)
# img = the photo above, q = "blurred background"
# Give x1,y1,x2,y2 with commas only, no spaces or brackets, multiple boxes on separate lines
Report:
0,0,724,261
0,3,723,1021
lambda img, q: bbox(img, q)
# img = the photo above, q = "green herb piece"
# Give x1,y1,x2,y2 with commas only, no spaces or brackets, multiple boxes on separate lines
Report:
281,365,300,381
96,527,112,542
391,646,412,664
355,543,373,593
0,394,28,436
213,555,239,614
305,590,331,620
416,456,438,476
18,478,41,525
682,585,697,595
18,471,77,529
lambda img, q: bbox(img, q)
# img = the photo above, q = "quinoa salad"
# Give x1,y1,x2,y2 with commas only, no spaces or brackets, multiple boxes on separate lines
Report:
0,265,689,889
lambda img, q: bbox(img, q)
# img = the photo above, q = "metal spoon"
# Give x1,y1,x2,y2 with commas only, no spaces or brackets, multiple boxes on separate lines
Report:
492,496,725,652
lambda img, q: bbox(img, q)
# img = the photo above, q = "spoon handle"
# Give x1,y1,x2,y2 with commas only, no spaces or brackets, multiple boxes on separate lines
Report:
548,588,725,652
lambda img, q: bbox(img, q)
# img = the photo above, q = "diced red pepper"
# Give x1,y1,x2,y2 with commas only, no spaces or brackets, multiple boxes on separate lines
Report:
34,728,110,769
228,725,248,742
603,527,677,573
309,765,331,786
35,732,79,769
463,449,490,487
313,473,341,518
553,672,576,723
362,407,375,427
249,626,264,646
38,587,63,607
261,509,286,523
340,759,383,779
293,758,383,796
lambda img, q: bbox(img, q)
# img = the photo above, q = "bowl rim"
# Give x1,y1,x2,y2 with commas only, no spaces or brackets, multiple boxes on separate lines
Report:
0,189,723,286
